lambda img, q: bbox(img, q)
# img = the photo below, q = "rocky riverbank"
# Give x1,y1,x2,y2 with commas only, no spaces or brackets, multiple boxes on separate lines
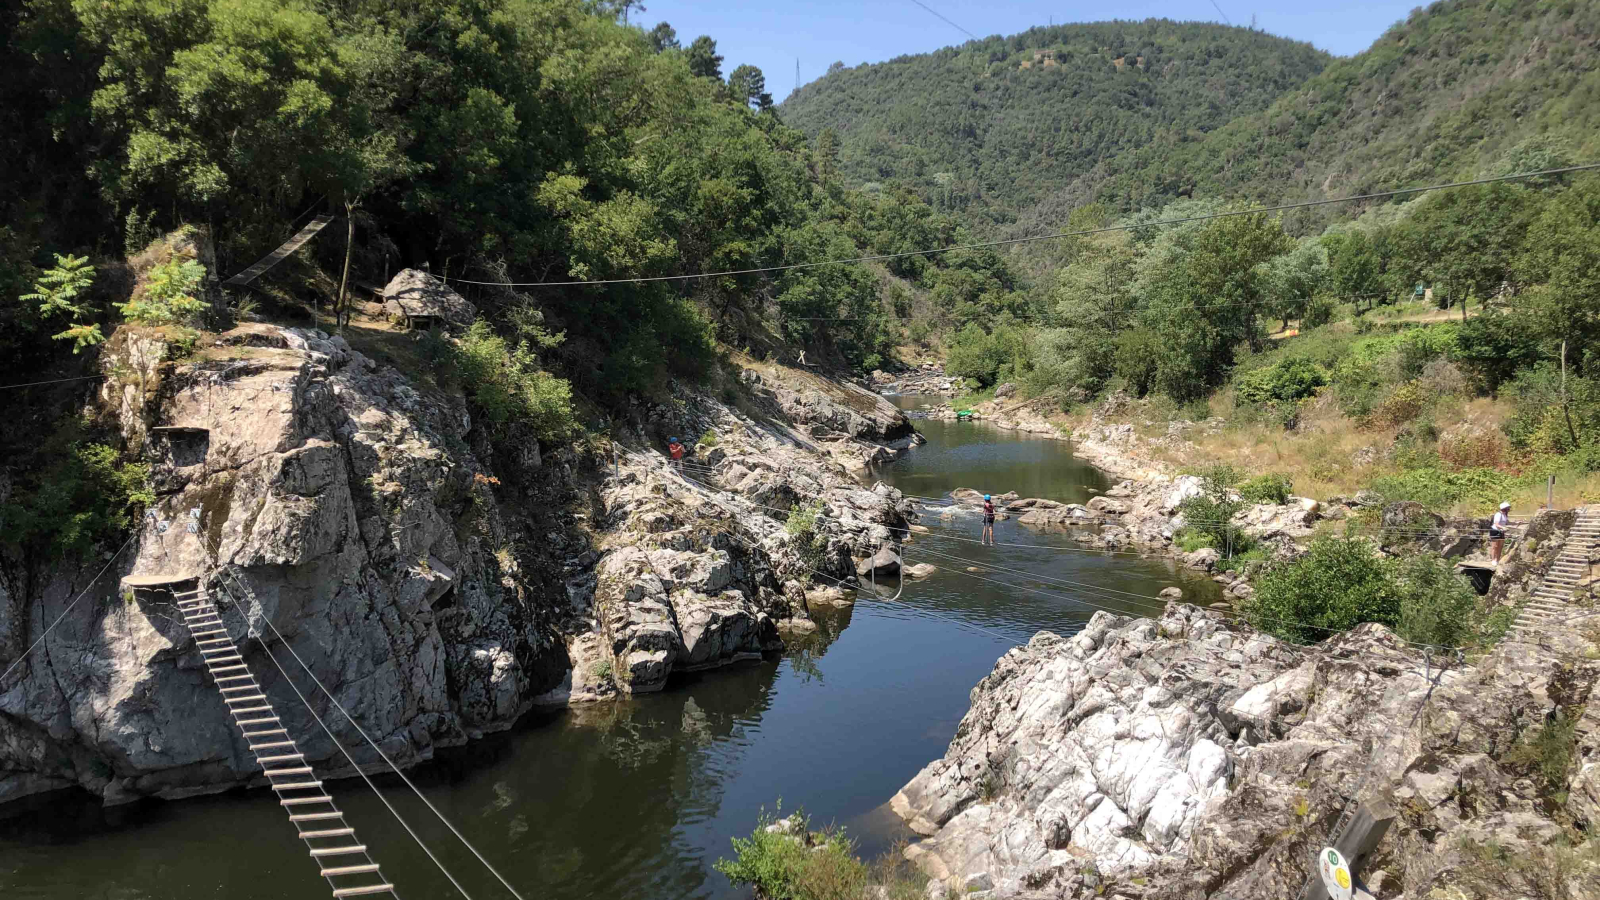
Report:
894,600,1600,899
0,324,914,807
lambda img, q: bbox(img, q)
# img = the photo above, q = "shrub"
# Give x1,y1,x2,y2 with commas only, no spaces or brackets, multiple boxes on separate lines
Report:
1238,473,1293,505
785,501,830,573
119,257,206,326
1234,357,1327,405
1394,555,1479,647
453,321,576,444
1453,313,1541,393
1176,464,1250,552
1504,711,1579,799
1367,466,1510,509
714,810,868,900
1174,529,1216,552
0,442,153,562
1245,537,1400,643
1363,381,1432,428
1437,428,1513,471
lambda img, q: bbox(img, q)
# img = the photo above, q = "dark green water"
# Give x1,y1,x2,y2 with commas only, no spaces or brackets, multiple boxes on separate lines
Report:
0,399,1215,900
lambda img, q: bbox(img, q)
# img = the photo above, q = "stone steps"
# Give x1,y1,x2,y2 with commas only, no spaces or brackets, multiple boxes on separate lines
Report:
1506,506,1600,644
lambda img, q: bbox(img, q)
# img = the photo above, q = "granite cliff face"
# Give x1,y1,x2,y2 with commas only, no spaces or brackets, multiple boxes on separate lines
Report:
0,325,915,807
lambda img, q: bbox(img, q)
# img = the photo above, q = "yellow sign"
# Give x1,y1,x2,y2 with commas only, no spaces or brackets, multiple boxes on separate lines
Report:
1319,847,1353,900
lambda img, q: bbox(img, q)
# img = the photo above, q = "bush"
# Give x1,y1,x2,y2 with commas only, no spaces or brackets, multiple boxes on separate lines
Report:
1504,711,1579,799
714,810,867,900
453,321,576,444
785,501,830,573
1363,381,1432,428
1234,357,1327,405
1176,464,1251,551
1367,466,1510,509
1238,473,1293,505
0,441,153,562
1245,537,1400,643
1453,313,1541,393
119,257,206,326
1394,555,1479,647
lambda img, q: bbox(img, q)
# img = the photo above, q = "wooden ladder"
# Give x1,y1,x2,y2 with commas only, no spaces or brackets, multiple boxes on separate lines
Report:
223,214,336,287
176,586,398,898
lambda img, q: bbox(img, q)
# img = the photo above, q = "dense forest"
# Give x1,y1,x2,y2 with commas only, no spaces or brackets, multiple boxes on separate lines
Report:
781,20,1330,225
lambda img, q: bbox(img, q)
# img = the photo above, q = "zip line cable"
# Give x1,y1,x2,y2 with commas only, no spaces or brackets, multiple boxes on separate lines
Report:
0,373,107,391
0,533,137,687
219,573,531,900
627,447,1462,651
444,164,1600,288
210,581,451,900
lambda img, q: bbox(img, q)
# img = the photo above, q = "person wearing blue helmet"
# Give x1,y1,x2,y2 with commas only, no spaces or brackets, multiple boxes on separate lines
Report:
982,493,996,546
668,436,685,471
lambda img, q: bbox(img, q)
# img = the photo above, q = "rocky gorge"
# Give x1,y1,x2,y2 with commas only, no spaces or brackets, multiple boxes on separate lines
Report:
0,323,916,807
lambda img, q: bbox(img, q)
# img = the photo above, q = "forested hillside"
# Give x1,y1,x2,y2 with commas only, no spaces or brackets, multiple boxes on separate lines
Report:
780,20,1329,223
1087,0,1600,228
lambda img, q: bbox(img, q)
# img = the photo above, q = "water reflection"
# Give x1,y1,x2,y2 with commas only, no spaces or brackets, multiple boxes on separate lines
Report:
3,403,1217,900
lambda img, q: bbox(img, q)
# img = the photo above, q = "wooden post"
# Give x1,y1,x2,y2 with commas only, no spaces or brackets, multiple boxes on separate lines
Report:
1306,799,1396,900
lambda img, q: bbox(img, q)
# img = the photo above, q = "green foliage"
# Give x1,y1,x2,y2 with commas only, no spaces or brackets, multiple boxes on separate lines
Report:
714,809,869,900
945,323,1031,388
1504,711,1579,798
1238,473,1293,505
1453,313,1542,394
785,501,830,573
0,441,153,562
1367,466,1510,509
1394,554,1479,648
24,253,103,353
1176,464,1250,552
453,321,576,444
118,257,205,326
1245,537,1400,643
1235,357,1327,405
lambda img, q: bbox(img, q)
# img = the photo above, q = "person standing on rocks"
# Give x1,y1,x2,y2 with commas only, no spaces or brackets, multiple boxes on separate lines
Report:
1490,501,1511,563
982,494,996,546
668,436,685,472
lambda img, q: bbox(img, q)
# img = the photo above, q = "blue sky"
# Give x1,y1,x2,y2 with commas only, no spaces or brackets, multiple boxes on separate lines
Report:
637,1,1423,100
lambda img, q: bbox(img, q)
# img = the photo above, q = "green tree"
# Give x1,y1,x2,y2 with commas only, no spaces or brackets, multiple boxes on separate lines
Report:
25,253,102,352
685,35,722,80
1515,175,1600,373
1139,213,1290,402
119,256,206,325
1257,238,1327,329
727,64,769,110
1246,537,1401,644
1390,184,1535,316
647,21,679,52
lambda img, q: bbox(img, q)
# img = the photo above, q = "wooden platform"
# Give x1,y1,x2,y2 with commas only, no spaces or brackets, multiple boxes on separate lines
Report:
223,215,336,287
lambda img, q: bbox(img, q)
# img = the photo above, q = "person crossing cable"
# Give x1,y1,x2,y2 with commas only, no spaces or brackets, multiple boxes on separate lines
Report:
981,494,996,546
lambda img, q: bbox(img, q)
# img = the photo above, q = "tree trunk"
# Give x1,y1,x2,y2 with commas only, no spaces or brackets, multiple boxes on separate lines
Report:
337,200,355,331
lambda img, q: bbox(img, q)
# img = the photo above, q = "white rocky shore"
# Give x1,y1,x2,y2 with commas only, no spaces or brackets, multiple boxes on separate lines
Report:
894,600,1600,899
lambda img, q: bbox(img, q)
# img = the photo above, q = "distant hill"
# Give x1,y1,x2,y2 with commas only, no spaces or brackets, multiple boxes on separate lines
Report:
1080,0,1600,228
781,20,1330,223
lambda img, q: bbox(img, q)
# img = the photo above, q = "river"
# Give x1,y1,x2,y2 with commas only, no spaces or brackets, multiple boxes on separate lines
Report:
0,398,1217,900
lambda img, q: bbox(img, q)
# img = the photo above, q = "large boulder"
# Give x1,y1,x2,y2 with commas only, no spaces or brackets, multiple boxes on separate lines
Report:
856,545,902,577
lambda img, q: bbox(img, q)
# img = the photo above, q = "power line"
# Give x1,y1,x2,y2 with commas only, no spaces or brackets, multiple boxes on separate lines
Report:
906,0,979,41
443,164,1600,288
220,573,531,900
0,533,136,686
1208,0,1233,26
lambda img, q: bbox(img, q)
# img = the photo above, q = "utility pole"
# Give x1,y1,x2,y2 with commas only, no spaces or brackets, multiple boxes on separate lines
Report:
795,58,800,94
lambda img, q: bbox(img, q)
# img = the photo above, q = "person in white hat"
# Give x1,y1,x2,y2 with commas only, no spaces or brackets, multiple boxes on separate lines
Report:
1490,502,1511,564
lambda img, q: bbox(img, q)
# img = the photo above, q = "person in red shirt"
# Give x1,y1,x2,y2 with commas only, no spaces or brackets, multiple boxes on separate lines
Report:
982,494,996,546
668,436,685,471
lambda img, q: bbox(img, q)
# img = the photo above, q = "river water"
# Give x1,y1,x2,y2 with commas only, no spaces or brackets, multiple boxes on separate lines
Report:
1,397,1217,900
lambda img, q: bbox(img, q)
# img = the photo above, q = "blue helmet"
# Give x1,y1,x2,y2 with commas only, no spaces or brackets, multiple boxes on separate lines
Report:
670,436,679,442
984,494,991,500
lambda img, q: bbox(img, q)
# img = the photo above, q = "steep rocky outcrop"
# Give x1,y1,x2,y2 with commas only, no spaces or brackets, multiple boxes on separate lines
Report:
1,325,916,807
895,602,1600,899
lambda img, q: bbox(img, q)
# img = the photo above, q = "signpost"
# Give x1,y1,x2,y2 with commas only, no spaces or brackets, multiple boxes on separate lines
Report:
1318,847,1353,900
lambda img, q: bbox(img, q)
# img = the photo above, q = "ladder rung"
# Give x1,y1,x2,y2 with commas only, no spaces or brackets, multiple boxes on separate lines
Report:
320,864,381,877
332,885,394,897
190,628,228,637
200,645,236,656
196,637,233,647
280,795,336,807
289,811,343,822
244,728,288,738
210,664,249,674
236,716,279,726
215,674,255,684
309,845,368,857
208,656,245,667
224,694,267,704
218,684,260,694
265,766,314,777
252,739,297,750
299,828,355,839
271,780,325,792
258,753,305,764
236,706,276,716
